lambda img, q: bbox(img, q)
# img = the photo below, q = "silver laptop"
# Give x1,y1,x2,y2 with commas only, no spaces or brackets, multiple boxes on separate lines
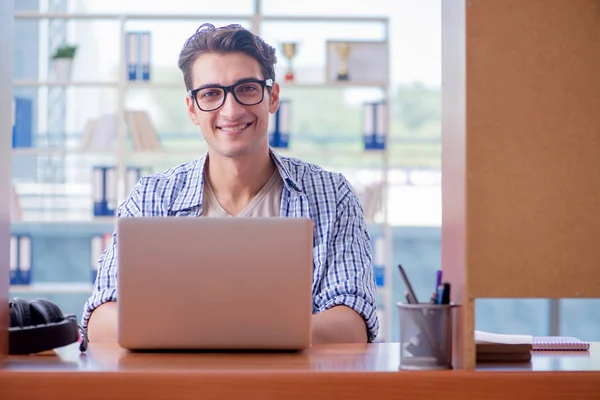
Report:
116,217,313,351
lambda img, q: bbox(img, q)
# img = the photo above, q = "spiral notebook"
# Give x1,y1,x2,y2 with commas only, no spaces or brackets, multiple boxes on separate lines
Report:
532,336,590,351
476,330,591,351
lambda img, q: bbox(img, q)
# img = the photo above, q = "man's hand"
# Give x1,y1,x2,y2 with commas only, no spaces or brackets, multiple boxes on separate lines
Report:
88,302,368,345
87,301,118,342
311,305,368,344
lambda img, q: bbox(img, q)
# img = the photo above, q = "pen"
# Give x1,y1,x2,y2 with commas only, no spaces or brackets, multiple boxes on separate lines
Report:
441,282,451,304
436,284,444,304
436,282,451,305
429,290,438,304
433,269,443,304
398,264,419,304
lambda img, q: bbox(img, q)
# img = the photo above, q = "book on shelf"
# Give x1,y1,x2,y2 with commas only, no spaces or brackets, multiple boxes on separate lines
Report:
78,113,118,151
11,184,22,220
91,233,112,284
78,109,161,152
124,110,162,151
475,330,591,362
357,182,383,223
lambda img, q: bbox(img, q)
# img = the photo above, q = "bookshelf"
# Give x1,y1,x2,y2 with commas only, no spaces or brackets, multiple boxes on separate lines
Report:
12,3,394,341
10,282,93,294
13,80,118,87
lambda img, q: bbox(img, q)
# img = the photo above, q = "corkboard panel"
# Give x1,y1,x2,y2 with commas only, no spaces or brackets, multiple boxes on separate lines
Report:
465,0,600,298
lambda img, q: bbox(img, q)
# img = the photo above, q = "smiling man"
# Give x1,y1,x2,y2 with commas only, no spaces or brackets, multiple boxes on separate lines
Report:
82,23,379,346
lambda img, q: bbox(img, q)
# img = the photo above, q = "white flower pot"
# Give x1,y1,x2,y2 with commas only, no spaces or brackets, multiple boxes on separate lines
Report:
52,58,73,82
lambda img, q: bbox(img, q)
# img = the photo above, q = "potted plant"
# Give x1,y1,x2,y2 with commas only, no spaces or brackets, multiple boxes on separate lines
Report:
51,44,78,82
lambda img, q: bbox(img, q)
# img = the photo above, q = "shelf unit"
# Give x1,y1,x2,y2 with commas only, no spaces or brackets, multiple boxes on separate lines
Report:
10,282,93,294
12,3,394,341
14,80,388,89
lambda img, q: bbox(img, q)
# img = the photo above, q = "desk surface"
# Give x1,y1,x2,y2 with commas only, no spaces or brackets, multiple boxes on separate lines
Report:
3,342,600,400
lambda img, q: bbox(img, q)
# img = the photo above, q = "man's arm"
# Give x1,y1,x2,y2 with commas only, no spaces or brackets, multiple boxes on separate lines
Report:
87,301,118,342
311,305,368,344
81,184,144,343
311,175,380,343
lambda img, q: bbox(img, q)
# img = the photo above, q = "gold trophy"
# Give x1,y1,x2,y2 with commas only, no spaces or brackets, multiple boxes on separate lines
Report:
281,42,298,83
336,42,351,81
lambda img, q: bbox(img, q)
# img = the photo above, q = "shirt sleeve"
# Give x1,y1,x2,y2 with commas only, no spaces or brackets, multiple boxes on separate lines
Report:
80,184,144,338
313,175,380,342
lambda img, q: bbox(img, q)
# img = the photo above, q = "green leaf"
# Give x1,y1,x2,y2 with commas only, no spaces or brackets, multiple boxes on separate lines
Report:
52,45,78,59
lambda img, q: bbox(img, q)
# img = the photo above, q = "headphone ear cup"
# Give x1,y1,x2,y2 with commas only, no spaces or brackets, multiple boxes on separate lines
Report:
9,298,80,355
10,298,32,327
30,298,64,325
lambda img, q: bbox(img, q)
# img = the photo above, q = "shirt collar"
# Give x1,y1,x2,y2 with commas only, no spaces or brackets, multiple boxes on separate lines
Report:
268,147,303,194
169,147,302,213
169,152,208,213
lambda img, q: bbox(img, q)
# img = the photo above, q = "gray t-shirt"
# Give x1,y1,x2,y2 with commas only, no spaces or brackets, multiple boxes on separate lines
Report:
201,171,283,218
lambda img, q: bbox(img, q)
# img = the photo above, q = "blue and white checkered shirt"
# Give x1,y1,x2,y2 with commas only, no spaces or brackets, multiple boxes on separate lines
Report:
81,148,379,342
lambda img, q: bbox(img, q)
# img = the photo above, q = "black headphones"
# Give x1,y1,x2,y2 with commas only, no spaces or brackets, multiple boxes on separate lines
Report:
9,297,80,355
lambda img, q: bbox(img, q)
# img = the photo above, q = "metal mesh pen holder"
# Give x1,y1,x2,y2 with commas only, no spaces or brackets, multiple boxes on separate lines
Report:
397,302,458,370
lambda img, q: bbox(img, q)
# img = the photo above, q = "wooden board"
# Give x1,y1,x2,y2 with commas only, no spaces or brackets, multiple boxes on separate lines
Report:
2,343,600,399
466,0,600,298
0,0,15,360
442,0,600,369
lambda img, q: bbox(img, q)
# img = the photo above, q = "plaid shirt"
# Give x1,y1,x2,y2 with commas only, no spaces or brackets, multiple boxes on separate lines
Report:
81,149,379,342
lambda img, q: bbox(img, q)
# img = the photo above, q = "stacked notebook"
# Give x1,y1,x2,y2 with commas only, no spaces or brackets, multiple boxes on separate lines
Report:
475,330,590,362
532,336,591,351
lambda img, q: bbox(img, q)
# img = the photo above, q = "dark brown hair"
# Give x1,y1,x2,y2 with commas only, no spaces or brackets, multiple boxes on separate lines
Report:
178,23,277,91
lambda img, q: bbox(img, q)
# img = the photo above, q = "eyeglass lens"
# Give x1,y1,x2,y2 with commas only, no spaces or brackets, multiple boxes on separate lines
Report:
196,81,264,111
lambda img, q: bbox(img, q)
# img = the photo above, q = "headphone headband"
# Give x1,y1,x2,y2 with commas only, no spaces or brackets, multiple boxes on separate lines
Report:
9,298,80,355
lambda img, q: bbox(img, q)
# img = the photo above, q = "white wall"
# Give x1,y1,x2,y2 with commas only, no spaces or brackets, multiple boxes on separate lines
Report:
0,0,14,357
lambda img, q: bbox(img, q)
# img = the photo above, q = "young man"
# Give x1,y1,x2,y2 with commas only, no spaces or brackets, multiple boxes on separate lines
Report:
82,23,379,345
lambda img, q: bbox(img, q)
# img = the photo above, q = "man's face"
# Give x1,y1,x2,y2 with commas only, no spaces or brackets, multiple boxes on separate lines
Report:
186,52,280,159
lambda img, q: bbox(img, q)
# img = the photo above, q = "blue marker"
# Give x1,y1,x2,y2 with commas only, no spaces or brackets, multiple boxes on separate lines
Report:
436,284,444,304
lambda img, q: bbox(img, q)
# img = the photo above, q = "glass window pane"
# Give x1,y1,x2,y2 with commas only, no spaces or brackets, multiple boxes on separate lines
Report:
476,299,551,337
12,153,118,221
125,86,199,152
12,0,445,336
124,19,252,84
261,0,390,17
259,21,386,85
560,299,600,341
389,226,441,341
66,0,254,15
14,19,121,83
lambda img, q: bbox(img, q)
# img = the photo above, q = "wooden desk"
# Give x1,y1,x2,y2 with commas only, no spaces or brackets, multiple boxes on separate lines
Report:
2,342,600,399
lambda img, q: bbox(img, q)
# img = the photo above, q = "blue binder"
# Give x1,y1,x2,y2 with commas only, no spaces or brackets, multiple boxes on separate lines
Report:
140,32,151,81
269,100,290,148
126,32,139,81
93,166,117,216
12,97,33,148
126,31,152,81
371,235,385,287
10,235,33,285
363,102,387,150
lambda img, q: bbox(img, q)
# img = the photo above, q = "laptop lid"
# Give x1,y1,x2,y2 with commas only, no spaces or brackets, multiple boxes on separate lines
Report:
116,217,313,351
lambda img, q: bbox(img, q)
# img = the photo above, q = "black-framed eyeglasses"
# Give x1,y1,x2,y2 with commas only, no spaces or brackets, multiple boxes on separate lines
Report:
188,78,273,112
